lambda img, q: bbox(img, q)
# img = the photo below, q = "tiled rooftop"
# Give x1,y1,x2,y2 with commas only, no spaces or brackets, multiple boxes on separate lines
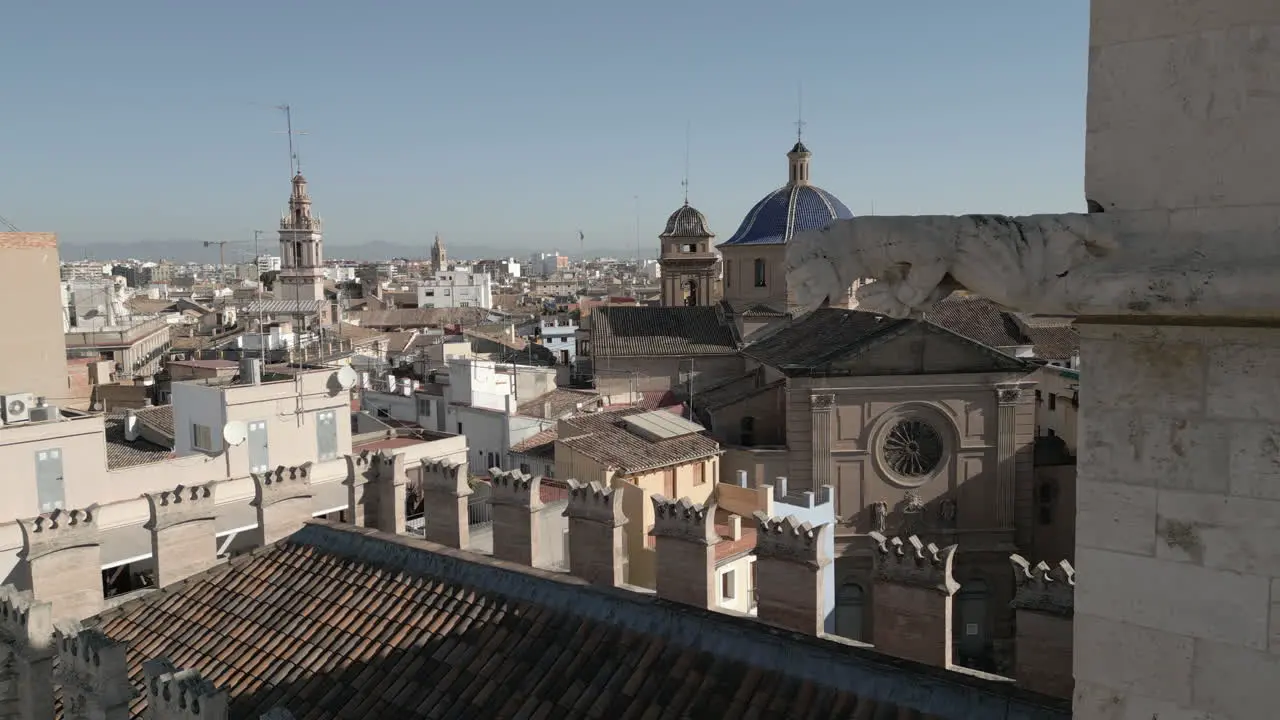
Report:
509,427,557,457
516,388,599,419
102,416,173,470
559,407,719,475
78,520,1068,719
591,306,739,357
923,294,1079,362
133,404,174,444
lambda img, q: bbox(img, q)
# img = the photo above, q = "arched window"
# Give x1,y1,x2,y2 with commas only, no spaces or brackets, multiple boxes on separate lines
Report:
753,258,767,287
955,578,990,669
740,416,755,447
836,583,865,641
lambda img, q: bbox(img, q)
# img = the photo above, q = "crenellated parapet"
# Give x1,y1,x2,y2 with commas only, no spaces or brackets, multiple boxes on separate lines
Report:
488,468,542,509
868,532,960,594
418,459,470,497
345,450,377,482
752,513,831,567
649,496,718,545
374,452,406,485
18,507,98,562
0,585,54,658
251,463,313,507
55,627,132,712
1009,555,1075,616
144,484,216,532
563,480,626,527
144,658,229,719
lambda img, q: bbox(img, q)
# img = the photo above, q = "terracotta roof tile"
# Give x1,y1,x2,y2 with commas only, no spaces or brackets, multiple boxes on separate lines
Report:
592,306,739,357
71,521,1069,719
516,388,600,419
558,407,720,475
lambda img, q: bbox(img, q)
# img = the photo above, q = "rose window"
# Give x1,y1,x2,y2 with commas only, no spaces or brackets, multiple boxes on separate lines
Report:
881,419,944,478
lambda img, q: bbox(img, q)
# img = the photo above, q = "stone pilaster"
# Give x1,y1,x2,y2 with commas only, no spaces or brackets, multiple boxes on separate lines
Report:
55,628,131,720
1009,554,1074,700
418,460,471,549
809,394,835,490
144,484,218,587
370,453,407,535
0,586,55,720
993,385,1019,534
868,532,959,668
17,508,102,622
142,658,229,720
752,513,831,636
563,480,627,587
488,469,542,566
250,464,313,547
648,496,719,609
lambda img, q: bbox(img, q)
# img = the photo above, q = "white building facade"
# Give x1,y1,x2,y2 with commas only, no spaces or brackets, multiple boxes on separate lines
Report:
417,270,493,309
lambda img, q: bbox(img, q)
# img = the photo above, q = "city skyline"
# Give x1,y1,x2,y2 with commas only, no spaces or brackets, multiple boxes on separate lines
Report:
1,1,1088,250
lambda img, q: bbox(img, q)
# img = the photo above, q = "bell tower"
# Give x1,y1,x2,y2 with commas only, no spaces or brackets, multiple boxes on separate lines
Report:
658,203,718,307
276,173,326,306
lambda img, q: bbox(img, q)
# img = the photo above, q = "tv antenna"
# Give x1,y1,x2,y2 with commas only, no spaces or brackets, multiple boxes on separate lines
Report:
682,120,691,205
795,83,806,143
274,104,309,176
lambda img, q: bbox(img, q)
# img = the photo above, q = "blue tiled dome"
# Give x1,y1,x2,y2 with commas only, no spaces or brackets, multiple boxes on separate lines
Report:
719,143,854,247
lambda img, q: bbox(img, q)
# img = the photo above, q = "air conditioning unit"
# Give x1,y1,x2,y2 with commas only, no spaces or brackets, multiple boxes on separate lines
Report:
1,393,35,425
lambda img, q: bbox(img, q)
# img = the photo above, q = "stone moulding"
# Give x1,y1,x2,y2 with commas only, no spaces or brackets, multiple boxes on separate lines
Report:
563,479,626,527
251,463,314,507
649,495,719,545
0,585,53,657
1009,554,1075,616
418,459,470,496
868,532,960,594
488,468,542,509
144,657,229,718
752,513,831,567
144,483,216,532
18,507,99,562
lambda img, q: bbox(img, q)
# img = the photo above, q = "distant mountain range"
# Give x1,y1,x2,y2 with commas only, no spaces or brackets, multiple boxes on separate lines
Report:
58,239,649,264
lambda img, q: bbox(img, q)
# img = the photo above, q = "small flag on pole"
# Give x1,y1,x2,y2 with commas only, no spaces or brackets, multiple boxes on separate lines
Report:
578,230,585,242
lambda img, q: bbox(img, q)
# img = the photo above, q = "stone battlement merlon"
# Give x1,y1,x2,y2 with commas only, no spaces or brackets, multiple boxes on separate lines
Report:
144,658,229,719
649,496,719,545
868,532,959,594
563,479,626,526
1009,554,1075,616
752,513,831,566
55,627,130,699
144,483,216,532
252,463,314,507
0,585,54,656
488,468,542,509
418,459,469,496
18,507,99,562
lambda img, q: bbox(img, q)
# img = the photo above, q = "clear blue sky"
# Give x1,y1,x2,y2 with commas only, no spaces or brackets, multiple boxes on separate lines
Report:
1,1,1088,254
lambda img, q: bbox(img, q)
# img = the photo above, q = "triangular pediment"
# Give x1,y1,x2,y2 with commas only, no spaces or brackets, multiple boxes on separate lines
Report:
813,322,1028,376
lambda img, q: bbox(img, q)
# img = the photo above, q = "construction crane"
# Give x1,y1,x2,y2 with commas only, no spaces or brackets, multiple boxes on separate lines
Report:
202,239,249,282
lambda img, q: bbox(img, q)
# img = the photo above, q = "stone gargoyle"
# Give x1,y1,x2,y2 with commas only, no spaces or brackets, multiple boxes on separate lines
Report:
785,214,1118,318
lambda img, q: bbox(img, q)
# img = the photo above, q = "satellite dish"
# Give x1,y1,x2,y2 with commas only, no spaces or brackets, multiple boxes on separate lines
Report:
334,365,358,391
222,420,248,447
92,401,104,412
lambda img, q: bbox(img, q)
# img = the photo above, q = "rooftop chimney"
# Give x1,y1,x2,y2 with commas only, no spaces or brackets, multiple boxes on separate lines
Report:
124,410,140,442
868,532,960,668
144,484,218,587
648,496,718,609
17,508,102,622
415,459,471,549
0,586,55,720
250,464,314,546
488,469,542,566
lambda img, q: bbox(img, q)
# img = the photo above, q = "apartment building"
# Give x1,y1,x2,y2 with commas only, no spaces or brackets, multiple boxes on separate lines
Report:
416,270,493,309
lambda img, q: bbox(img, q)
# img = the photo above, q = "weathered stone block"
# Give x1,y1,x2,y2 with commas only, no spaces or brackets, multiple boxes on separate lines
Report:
1207,343,1280,422
1227,421,1280,501
564,480,625,527
1190,637,1280,720
1073,613,1194,707
1077,328,1205,416
1074,480,1157,556
1075,547,1270,650
1156,489,1280,576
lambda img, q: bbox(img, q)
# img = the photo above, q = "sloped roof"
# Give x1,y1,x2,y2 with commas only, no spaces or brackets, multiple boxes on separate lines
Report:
923,295,1079,362
78,521,1069,719
558,407,719,475
354,307,488,329
744,308,1030,377
591,306,739,357
516,388,599,419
